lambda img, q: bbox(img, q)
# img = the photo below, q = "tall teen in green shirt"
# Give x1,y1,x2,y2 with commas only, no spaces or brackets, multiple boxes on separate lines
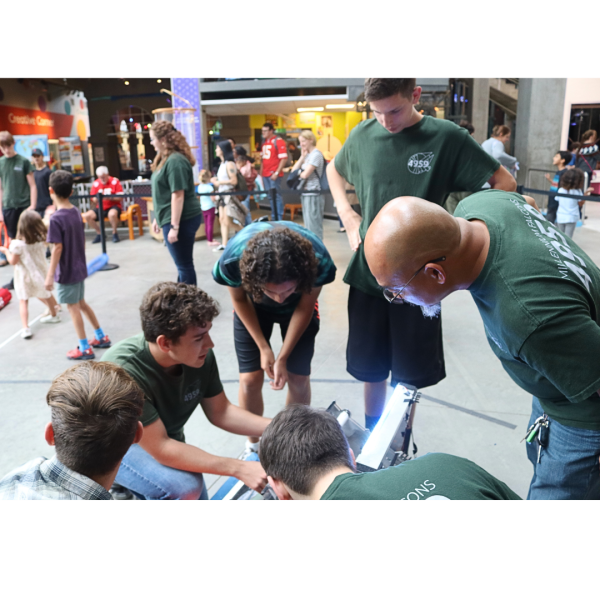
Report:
327,78,515,431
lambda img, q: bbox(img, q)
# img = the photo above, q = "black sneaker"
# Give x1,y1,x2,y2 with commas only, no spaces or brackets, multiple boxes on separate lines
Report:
92,234,102,244
2,279,14,291
112,232,120,243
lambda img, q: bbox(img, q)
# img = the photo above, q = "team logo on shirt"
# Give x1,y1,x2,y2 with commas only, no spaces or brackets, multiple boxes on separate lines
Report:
184,381,201,403
407,152,434,174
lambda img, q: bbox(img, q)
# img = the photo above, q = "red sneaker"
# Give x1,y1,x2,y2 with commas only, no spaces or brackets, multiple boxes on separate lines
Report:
88,335,112,349
66,347,96,360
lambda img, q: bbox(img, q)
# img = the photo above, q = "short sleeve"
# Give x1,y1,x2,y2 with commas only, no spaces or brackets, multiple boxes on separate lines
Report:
46,215,63,244
212,245,242,287
313,239,337,287
203,352,224,398
112,179,123,193
8,239,23,255
276,139,288,159
451,133,501,192
166,155,191,192
90,181,100,195
332,138,352,184
306,151,324,172
140,393,160,427
520,312,600,403
23,160,32,176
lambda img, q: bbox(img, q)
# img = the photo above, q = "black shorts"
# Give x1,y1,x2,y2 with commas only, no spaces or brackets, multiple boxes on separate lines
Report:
94,205,122,220
233,304,320,376
2,207,27,238
346,286,445,389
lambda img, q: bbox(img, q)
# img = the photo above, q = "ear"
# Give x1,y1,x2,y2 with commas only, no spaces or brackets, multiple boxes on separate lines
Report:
424,263,446,285
349,447,357,468
268,476,293,501
156,334,173,354
133,421,144,444
412,86,423,105
44,422,55,446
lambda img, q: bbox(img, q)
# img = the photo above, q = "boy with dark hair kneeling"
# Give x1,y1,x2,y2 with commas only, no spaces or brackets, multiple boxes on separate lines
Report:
0,362,144,500
259,405,521,500
103,282,271,499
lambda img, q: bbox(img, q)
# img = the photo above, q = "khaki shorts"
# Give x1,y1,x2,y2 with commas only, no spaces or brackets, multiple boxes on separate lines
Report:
56,281,85,305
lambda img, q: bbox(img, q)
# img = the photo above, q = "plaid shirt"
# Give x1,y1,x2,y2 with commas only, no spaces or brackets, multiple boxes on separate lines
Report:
0,456,113,500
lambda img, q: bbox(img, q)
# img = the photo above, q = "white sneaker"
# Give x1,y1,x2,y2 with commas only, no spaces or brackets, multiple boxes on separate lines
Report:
40,314,61,324
21,328,33,339
240,441,260,460
212,244,225,252
41,304,61,318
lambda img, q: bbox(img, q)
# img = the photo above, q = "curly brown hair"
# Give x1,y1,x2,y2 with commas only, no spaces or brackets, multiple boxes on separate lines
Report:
559,167,585,191
151,120,196,172
17,210,47,244
239,228,318,302
140,282,220,343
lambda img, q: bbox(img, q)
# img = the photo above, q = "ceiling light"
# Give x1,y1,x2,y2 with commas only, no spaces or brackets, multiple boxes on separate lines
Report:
124,81,130,85
325,104,355,109
157,79,162,83
297,107,324,112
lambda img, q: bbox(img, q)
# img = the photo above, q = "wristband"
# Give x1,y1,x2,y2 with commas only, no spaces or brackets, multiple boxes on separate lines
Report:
171,225,179,230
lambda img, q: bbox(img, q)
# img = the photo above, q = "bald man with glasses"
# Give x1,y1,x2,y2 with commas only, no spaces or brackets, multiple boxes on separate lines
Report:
365,190,600,500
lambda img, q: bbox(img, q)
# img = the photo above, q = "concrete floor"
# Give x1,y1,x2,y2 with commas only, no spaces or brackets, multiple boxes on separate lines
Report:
2,204,600,499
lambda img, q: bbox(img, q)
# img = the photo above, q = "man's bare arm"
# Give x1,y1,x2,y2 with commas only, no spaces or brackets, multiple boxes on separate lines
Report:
139,417,268,492
327,158,362,251
27,172,37,211
488,165,517,191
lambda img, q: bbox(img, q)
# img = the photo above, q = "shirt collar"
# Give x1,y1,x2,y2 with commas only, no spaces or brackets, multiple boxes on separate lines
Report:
40,456,113,500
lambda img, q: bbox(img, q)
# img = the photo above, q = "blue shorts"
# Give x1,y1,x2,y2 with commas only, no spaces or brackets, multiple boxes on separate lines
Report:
56,281,85,305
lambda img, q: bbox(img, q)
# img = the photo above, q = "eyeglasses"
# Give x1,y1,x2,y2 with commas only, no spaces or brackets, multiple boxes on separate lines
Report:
382,257,446,304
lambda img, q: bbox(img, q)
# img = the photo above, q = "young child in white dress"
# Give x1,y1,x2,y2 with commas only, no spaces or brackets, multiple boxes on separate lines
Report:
0,211,60,339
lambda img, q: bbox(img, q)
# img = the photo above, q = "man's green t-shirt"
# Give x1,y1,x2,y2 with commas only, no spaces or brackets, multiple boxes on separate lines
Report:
334,116,500,297
455,190,600,430
151,152,201,228
102,333,224,442
321,453,520,500
0,154,33,209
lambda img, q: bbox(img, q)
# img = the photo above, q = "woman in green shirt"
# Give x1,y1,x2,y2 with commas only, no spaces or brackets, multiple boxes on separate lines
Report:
150,121,202,285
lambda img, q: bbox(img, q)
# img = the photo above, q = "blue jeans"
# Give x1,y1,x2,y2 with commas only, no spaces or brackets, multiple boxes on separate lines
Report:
162,212,202,286
262,176,284,221
242,197,252,226
115,443,208,500
526,397,600,500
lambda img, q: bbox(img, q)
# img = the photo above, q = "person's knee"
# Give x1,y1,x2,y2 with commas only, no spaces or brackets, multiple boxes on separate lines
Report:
166,472,206,500
287,372,311,395
240,370,264,394
86,211,96,221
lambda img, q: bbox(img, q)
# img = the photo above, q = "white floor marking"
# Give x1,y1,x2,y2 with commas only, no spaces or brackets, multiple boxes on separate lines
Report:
0,313,44,351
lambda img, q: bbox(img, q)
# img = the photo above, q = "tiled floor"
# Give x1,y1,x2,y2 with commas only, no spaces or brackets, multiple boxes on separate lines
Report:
2,206,600,499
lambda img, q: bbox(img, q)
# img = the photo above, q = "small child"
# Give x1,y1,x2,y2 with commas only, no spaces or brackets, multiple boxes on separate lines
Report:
198,169,220,246
544,150,572,224
45,170,111,360
0,211,60,339
555,168,592,238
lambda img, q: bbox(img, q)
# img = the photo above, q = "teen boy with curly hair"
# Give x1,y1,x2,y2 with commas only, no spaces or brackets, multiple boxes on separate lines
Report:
212,222,336,457
102,281,271,499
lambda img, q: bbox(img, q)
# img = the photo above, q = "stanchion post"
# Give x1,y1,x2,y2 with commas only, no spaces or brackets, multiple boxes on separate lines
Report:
270,187,277,220
97,192,107,255
96,191,119,272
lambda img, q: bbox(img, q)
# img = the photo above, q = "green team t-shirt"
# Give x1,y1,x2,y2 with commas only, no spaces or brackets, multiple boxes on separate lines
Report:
334,116,500,297
321,453,520,500
102,333,224,442
456,190,600,430
0,154,33,209
151,152,201,228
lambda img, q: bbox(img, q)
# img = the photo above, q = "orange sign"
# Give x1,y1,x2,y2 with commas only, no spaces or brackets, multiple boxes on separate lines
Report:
0,105,74,138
